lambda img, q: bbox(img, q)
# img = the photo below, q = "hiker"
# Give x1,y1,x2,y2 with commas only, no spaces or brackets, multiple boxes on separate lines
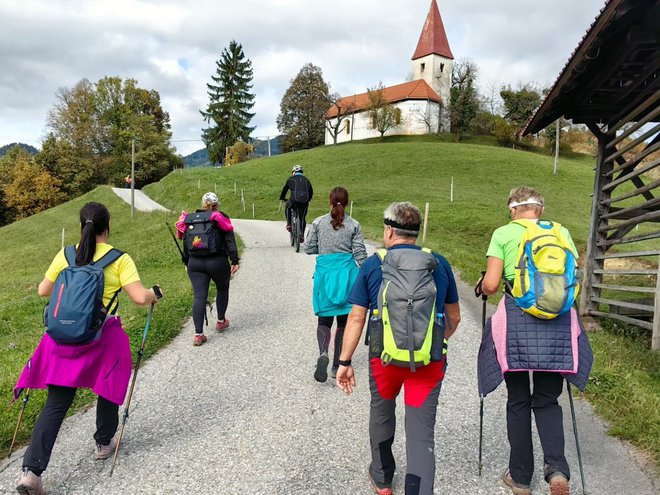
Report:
124,175,132,189
304,186,368,383
14,202,162,495
336,201,461,495
176,192,239,346
475,186,593,495
279,164,313,241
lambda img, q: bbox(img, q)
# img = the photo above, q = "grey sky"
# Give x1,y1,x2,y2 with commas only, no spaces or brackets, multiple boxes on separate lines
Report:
0,0,605,155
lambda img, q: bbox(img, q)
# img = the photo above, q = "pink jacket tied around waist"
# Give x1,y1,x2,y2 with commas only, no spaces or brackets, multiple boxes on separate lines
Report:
14,316,132,406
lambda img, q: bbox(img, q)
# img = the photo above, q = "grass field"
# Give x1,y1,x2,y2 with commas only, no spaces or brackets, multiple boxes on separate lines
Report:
1,137,657,466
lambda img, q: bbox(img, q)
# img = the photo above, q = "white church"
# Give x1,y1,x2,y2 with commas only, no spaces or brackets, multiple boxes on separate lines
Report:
324,0,453,145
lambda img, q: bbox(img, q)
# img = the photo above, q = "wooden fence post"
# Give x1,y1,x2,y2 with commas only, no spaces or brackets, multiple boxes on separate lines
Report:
422,202,430,243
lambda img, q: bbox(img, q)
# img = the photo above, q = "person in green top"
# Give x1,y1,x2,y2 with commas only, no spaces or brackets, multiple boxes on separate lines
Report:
478,186,575,495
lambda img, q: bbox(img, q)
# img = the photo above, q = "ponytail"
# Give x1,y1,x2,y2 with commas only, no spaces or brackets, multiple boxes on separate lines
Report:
329,187,349,231
76,202,110,265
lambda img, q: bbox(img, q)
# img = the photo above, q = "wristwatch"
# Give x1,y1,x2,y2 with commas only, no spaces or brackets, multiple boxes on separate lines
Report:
337,359,352,367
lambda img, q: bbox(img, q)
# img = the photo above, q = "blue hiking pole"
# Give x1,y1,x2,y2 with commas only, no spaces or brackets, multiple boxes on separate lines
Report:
110,297,158,476
567,381,587,494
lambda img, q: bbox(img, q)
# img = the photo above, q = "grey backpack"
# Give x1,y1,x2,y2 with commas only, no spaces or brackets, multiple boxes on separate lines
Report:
375,247,439,371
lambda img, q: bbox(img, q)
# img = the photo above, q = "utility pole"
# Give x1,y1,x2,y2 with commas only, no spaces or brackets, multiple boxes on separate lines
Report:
131,138,135,219
553,120,560,175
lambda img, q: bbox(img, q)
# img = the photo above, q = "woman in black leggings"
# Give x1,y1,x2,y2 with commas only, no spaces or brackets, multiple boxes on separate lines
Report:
176,192,240,346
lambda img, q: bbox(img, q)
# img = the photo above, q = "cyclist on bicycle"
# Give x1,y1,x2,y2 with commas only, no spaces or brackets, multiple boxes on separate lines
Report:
279,164,313,241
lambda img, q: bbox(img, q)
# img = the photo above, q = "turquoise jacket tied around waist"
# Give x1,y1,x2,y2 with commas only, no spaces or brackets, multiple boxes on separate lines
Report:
313,252,359,317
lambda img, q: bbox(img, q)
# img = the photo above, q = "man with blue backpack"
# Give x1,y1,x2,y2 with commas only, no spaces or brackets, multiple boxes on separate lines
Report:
336,202,461,495
476,186,593,495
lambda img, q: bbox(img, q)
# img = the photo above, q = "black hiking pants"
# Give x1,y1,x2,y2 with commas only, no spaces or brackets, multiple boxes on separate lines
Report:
23,385,118,476
504,371,570,485
187,255,231,333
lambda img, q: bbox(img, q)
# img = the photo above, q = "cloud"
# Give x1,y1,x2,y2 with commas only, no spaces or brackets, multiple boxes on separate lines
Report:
0,0,605,156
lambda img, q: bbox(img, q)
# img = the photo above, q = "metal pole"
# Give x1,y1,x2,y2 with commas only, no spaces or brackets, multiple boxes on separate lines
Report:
554,120,560,175
267,136,271,157
131,138,135,220
8,388,31,458
567,382,588,494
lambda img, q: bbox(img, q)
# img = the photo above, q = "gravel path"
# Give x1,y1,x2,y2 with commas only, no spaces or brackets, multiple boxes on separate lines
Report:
0,218,656,494
111,188,170,212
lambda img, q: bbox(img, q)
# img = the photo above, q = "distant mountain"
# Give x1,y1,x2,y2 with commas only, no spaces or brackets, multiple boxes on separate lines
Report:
0,142,39,157
182,136,282,168
252,136,282,157
182,148,212,167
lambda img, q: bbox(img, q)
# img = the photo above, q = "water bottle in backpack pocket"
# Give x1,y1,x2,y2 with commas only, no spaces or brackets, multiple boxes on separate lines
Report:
430,313,448,362
44,245,123,344
368,309,384,358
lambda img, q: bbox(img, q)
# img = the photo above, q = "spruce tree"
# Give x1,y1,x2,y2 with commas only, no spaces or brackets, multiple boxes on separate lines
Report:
201,40,255,164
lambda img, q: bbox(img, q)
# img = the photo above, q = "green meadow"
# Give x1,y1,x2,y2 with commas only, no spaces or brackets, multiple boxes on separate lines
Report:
1,137,657,466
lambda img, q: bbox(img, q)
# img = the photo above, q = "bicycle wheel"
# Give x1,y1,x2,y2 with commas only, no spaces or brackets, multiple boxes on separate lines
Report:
293,214,301,252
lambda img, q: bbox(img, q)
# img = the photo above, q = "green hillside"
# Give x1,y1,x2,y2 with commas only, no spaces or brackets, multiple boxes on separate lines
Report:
146,140,596,285
1,139,656,464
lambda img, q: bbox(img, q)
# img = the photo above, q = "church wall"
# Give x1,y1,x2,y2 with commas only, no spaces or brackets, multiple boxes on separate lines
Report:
324,100,441,145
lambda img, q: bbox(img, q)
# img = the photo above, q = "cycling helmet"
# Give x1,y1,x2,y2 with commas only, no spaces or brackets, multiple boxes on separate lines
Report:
291,165,303,173
202,192,218,205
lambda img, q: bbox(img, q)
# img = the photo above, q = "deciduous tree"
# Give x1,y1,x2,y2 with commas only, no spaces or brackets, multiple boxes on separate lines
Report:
500,84,542,141
325,93,355,145
277,63,331,152
201,40,255,164
366,83,402,138
450,58,480,140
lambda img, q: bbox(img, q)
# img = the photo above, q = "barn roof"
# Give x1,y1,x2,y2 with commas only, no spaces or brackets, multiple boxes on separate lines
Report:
525,0,660,134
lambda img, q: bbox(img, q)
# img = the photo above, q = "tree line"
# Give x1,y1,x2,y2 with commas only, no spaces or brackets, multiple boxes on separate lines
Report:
0,76,182,226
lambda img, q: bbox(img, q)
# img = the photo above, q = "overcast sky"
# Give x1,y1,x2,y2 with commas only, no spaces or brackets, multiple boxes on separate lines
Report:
0,0,605,156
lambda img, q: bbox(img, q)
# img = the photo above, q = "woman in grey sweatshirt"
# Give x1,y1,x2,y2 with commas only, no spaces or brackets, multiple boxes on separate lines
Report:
304,187,367,383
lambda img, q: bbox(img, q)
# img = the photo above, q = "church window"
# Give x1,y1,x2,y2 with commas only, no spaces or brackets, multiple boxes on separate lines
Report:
421,63,425,72
345,120,351,134
440,63,444,73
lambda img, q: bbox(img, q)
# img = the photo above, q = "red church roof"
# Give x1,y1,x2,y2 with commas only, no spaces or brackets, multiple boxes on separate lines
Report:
325,80,441,119
411,0,453,60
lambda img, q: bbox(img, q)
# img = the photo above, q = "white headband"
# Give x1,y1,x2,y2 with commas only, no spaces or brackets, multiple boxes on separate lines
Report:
509,199,543,208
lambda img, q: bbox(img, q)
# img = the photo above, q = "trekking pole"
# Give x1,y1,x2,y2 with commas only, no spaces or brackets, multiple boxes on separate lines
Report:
567,381,587,494
475,271,487,477
110,300,157,476
165,223,184,261
7,388,31,458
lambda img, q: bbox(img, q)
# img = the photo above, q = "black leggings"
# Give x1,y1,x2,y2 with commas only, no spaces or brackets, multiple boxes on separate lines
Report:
317,315,347,368
23,385,118,476
187,255,231,333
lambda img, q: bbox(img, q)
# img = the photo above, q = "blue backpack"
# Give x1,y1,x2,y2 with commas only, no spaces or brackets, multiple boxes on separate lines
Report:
45,245,124,344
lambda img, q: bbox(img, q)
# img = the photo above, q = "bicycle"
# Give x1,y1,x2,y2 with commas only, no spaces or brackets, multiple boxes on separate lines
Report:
290,205,304,253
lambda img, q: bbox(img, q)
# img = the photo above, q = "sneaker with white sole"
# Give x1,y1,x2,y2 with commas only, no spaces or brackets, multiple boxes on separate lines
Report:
549,472,570,495
95,437,117,460
503,469,532,495
16,468,44,495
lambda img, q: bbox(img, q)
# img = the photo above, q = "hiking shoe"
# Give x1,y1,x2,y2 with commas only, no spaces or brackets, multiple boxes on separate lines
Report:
368,471,393,495
314,353,329,383
286,224,292,232
215,319,230,333
16,468,44,495
503,470,532,495
193,334,208,346
329,366,338,379
95,437,117,460
549,473,570,495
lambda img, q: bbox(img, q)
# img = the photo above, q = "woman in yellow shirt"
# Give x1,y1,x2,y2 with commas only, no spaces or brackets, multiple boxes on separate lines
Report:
15,202,161,495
